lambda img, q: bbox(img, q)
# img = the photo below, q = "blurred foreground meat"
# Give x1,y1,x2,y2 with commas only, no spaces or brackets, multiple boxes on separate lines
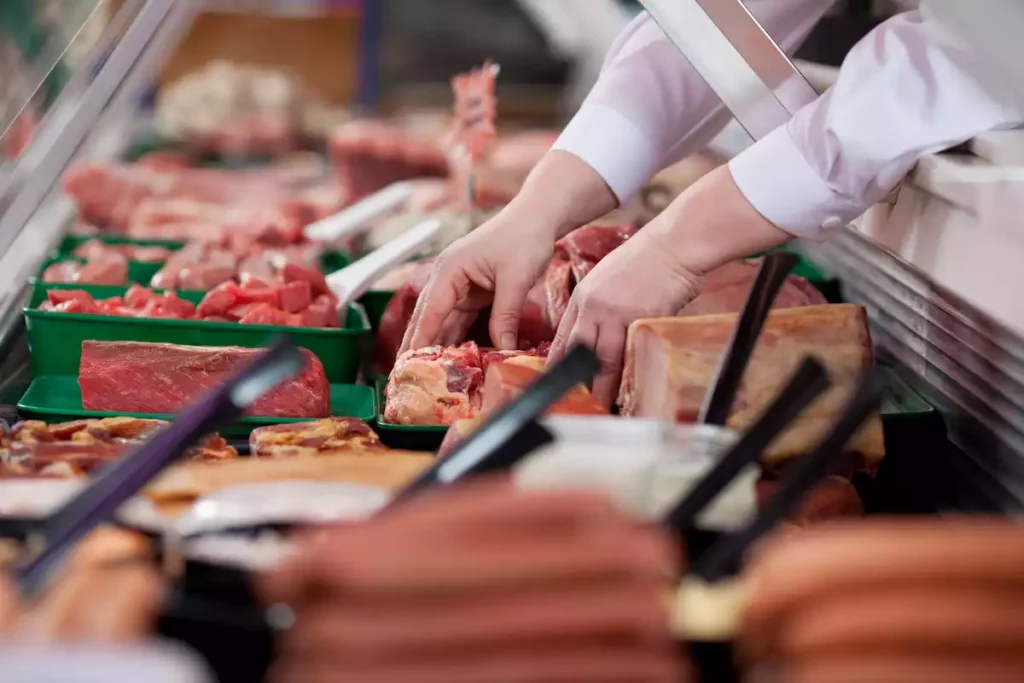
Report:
0,417,236,478
619,304,884,472
262,479,685,683
42,254,128,286
740,519,1024,683
249,418,385,458
78,341,330,418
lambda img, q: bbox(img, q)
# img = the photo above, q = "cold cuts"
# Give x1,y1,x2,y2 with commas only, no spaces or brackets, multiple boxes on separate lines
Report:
78,341,330,418
249,418,385,458
618,304,884,471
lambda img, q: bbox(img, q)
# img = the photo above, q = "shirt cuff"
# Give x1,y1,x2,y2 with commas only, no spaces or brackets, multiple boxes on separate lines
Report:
551,103,661,205
727,124,864,241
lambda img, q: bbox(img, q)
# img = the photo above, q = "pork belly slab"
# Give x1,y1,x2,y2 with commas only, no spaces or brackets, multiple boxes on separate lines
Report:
618,304,884,470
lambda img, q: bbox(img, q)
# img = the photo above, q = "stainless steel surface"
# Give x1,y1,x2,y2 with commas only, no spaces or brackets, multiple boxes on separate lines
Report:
796,231,1024,507
640,0,819,140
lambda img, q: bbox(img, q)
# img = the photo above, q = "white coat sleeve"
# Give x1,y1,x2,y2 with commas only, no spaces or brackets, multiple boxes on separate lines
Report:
551,0,836,204
729,7,1024,240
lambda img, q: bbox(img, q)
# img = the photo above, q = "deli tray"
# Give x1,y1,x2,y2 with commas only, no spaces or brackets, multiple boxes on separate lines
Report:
18,376,377,438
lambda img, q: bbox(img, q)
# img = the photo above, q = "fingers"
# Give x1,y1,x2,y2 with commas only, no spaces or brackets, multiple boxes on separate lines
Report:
546,300,579,365
399,278,455,356
591,323,627,407
489,271,533,350
0,574,22,636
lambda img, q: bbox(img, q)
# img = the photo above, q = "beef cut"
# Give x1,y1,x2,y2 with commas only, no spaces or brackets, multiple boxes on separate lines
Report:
42,254,128,286
618,304,885,471
480,356,606,416
249,418,385,458
383,342,549,426
79,341,331,418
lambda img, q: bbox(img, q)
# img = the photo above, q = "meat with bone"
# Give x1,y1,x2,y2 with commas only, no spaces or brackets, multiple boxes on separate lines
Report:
618,304,885,472
383,341,550,426
79,341,330,418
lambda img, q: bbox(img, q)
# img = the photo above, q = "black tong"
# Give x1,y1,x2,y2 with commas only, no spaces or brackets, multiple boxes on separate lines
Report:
693,367,882,582
700,252,799,426
16,337,307,599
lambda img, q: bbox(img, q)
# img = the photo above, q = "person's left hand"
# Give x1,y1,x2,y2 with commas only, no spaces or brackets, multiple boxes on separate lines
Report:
547,223,703,407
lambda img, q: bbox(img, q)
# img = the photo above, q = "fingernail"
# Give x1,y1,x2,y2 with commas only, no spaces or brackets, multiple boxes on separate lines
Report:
500,333,516,350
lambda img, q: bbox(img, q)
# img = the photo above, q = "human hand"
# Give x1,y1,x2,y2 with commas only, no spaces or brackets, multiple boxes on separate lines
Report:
399,202,556,354
262,478,683,683
547,223,703,407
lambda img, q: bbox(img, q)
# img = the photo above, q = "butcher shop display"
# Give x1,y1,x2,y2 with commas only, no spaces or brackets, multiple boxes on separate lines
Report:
0,417,237,478
249,418,385,458
149,239,327,291
618,304,885,472
78,341,331,418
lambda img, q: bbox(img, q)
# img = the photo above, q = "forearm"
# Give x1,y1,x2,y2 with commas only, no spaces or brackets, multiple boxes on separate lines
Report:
504,150,619,241
644,166,791,277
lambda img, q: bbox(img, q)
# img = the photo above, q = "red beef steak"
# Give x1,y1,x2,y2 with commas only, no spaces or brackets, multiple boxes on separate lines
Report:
79,341,330,418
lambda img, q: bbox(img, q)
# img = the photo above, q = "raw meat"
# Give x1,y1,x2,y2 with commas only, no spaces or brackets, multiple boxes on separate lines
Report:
383,342,485,426
480,355,607,416
756,476,864,525
72,239,171,263
79,341,331,418
42,254,128,286
553,224,636,282
249,418,385,458
329,119,449,200
617,304,885,471
39,286,197,320
679,259,826,317
383,342,550,426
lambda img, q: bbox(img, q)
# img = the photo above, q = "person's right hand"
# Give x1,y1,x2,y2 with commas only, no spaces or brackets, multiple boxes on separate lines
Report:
399,202,557,354
399,150,620,355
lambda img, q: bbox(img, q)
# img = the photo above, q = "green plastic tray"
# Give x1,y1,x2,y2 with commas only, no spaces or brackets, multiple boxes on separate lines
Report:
25,283,369,383
373,378,447,452
18,376,376,439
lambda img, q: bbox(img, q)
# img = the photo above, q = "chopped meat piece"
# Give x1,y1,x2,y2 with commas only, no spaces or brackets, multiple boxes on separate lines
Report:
79,341,331,418
249,418,385,458
618,304,885,470
280,261,330,297
276,280,313,314
480,356,607,416
238,303,301,326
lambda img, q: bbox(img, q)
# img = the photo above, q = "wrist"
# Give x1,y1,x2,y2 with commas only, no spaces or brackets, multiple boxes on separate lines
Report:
647,166,793,277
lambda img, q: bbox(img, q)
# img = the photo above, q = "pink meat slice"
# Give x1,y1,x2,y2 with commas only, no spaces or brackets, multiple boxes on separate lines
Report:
79,341,330,418
554,224,637,282
678,259,826,317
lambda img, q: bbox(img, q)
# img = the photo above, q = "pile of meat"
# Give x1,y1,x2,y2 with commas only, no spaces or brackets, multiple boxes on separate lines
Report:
39,278,340,329
383,341,606,426
149,239,326,291
249,417,386,458
62,160,345,242
78,341,331,418
0,417,237,479
42,254,128,286
194,278,339,327
39,287,196,319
